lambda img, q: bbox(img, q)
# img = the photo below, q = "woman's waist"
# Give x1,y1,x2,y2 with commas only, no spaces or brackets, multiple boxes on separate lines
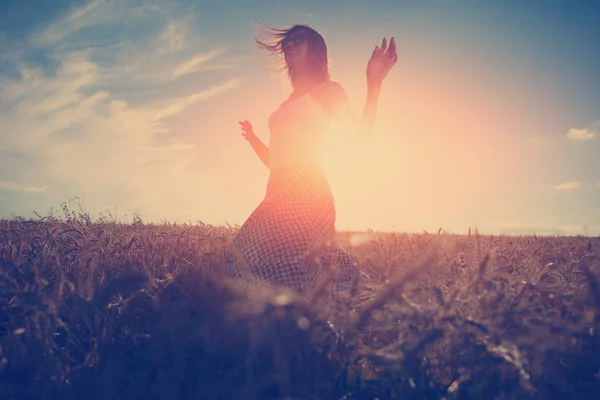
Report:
269,160,325,182
268,143,323,170
266,163,332,198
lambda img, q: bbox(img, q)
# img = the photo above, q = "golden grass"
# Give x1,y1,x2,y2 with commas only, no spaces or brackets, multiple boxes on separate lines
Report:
1,215,599,399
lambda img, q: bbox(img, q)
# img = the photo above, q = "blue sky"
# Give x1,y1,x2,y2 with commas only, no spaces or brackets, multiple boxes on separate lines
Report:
0,0,599,235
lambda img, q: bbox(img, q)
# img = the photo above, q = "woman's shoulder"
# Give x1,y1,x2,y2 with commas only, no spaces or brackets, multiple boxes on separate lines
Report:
315,80,345,98
311,80,347,115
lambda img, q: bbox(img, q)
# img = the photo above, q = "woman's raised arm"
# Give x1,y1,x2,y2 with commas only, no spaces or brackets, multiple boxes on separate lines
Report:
319,37,397,141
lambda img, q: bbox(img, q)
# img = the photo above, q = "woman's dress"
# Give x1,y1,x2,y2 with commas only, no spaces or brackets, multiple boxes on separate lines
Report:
224,82,359,295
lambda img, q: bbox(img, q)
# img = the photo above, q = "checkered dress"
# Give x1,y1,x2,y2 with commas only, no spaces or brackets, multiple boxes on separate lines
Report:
224,164,359,295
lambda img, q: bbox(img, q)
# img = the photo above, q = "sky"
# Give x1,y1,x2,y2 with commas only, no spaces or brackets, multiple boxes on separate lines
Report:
0,0,599,236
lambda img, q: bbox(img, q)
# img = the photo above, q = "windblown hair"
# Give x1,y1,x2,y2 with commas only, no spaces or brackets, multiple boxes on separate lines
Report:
254,22,330,88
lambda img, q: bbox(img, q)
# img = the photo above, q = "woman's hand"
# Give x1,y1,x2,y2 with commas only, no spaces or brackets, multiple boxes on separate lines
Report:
366,37,398,88
239,120,257,142
239,120,270,167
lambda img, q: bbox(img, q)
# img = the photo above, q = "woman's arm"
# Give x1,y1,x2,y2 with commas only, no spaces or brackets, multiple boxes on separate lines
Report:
359,83,382,139
360,36,397,137
319,37,396,140
320,81,381,140
239,120,269,168
247,135,270,167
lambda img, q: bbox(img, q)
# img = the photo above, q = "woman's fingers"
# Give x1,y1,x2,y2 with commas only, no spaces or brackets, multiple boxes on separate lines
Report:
238,121,252,135
388,37,397,61
375,37,398,58
380,37,397,65
238,121,254,142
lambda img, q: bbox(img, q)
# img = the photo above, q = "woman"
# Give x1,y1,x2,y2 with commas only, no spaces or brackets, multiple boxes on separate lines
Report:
224,23,397,296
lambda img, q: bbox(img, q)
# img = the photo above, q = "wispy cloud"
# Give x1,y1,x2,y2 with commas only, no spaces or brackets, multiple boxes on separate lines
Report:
154,17,190,55
93,16,233,86
0,182,48,193
567,128,595,141
154,78,240,120
1,53,100,118
172,48,230,79
554,181,580,190
33,0,111,46
0,0,239,220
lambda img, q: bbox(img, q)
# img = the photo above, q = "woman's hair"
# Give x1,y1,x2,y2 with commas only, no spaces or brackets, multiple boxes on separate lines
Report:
254,22,330,88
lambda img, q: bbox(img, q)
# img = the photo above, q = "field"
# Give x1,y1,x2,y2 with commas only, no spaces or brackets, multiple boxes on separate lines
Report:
1,216,600,399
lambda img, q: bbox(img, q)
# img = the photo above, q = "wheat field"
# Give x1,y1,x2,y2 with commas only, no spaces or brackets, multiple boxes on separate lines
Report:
1,212,599,399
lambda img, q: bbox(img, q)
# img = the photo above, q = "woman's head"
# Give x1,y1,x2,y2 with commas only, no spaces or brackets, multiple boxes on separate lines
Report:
255,23,330,88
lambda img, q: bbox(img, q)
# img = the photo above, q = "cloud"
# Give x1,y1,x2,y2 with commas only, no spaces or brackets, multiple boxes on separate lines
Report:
154,17,190,55
172,48,230,79
1,53,100,118
153,78,240,120
567,128,595,141
27,2,231,86
0,1,240,221
554,181,580,190
0,182,48,193
32,0,110,46
2,52,237,171
85,16,233,87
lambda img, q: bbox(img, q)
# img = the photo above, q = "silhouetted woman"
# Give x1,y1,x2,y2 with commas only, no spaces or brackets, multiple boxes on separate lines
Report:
225,23,397,296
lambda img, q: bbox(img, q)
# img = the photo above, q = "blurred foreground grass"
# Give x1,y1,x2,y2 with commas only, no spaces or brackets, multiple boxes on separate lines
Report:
1,217,599,399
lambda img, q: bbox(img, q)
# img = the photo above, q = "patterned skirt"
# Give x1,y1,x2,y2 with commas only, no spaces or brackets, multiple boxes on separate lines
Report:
224,164,359,295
